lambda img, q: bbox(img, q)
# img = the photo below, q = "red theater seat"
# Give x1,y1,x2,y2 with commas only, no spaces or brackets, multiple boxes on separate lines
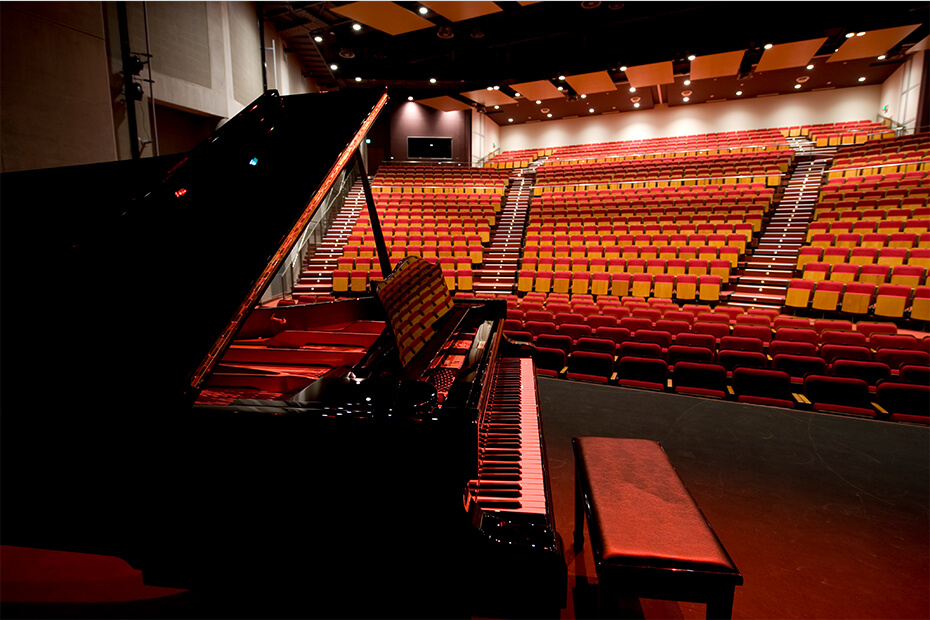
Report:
877,383,930,423
534,347,568,377
673,362,727,399
616,356,668,391
566,350,615,384
803,375,877,418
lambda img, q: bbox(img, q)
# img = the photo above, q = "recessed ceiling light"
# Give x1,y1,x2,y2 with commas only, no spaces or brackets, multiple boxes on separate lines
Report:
352,23,362,31
633,102,640,108
355,76,362,82
684,79,691,86
494,105,499,109
629,86,636,93
419,6,428,14
858,77,866,82
330,64,338,71
687,54,696,61
857,31,866,36
314,35,323,43
736,90,743,96
558,75,566,80
547,113,553,118
493,86,500,90
487,86,493,91
806,64,814,70
508,118,514,122
535,100,542,104
877,55,886,60
557,86,563,91
580,94,587,99
845,32,855,38
794,84,801,89
619,66,628,72
764,43,773,49
589,108,595,113
408,96,414,101
430,78,437,83
683,96,689,102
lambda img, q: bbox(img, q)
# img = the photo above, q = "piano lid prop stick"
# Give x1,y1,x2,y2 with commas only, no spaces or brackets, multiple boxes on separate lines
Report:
354,150,392,279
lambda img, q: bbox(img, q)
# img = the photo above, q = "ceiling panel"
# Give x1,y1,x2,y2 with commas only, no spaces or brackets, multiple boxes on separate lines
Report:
420,1,502,22
689,50,746,80
624,61,675,88
416,96,474,112
331,2,433,36
755,38,827,72
828,24,921,62
510,80,565,101
460,89,518,106
565,71,617,95
910,35,929,52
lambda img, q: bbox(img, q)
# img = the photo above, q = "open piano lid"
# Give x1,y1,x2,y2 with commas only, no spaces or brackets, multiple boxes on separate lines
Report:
4,89,388,414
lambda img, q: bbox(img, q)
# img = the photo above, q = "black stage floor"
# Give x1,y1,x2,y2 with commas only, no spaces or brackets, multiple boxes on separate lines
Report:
538,378,930,620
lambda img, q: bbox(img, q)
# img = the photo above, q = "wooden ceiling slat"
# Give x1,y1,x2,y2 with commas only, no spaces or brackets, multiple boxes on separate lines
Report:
509,80,565,101
689,50,746,81
415,96,474,111
564,71,617,95
624,62,675,88
331,2,433,36
756,38,827,72
460,89,518,106
420,1,502,22
828,25,921,62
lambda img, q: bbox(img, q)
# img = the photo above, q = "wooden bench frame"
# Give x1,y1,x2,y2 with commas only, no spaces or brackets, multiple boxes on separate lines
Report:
573,437,743,619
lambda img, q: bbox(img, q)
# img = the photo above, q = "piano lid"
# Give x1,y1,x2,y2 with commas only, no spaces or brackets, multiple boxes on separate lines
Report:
2,89,388,414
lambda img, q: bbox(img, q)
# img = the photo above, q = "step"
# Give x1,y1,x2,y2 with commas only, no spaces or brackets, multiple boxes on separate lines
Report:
727,290,787,305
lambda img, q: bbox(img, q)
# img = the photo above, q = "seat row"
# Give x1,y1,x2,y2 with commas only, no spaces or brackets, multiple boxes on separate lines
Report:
786,281,929,320
796,246,927,269
523,244,743,264
805,221,930,242
516,271,724,300
801,262,926,286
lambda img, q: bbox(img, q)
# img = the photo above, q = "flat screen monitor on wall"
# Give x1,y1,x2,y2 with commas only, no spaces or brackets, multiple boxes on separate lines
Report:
408,136,452,159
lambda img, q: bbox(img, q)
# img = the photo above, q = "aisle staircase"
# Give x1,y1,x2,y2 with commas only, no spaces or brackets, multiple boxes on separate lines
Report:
727,137,834,310
472,161,541,294
293,180,367,295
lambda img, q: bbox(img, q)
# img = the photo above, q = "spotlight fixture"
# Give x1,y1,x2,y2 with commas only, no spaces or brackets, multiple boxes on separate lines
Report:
858,76,866,82
683,79,691,86
418,6,428,14
352,23,362,31
355,76,362,82
508,118,514,122
430,78,437,83
845,32,855,38
580,94,587,99
487,87,493,91
794,84,801,89
494,105,499,109
557,86,563,91
629,86,636,93
408,96,414,101
806,64,814,70
634,102,640,108
687,54,696,61
764,43,773,49
736,90,743,96
857,31,866,36
547,113,553,118
619,65,628,72
314,35,323,42
493,86,500,90
330,64,338,71
877,55,886,60
535,100,542,104
589,108,595,113
559,75,565,80
683,96,690,102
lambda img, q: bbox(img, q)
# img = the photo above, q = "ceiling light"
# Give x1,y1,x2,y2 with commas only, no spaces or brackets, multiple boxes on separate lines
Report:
494,105,499,109
764,43,773,49
634,102,640,108
736,90,743,96
559,75,566,80
589,108,595,113
877,55,886,60
493,86,500,90
508,118,514,122
683,96,689,102
430,78,437,83
355,77,362,82
314,35,323,43
547,113,553,118
794,84,801,89
419,6,428,14
857,31,866,36
408,96,414,101
619,66,627,72
535,100,542,104
684,79,691,86
487,86,493,91
629,87,636,93
580,94,587,99
806,64,814,70
687,54,696,61
330,64,338,71
557,86,563,91
858,77,866,82
352,23,362,31
845,32,855,38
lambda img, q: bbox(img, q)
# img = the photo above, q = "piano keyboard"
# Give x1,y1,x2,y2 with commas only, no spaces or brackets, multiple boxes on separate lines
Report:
466,357,548,515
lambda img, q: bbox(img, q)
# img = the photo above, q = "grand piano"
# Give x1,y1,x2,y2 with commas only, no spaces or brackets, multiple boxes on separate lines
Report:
1,89,565,617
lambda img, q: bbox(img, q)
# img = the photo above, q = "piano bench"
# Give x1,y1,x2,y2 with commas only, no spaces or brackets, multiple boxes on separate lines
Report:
572,437,742,619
